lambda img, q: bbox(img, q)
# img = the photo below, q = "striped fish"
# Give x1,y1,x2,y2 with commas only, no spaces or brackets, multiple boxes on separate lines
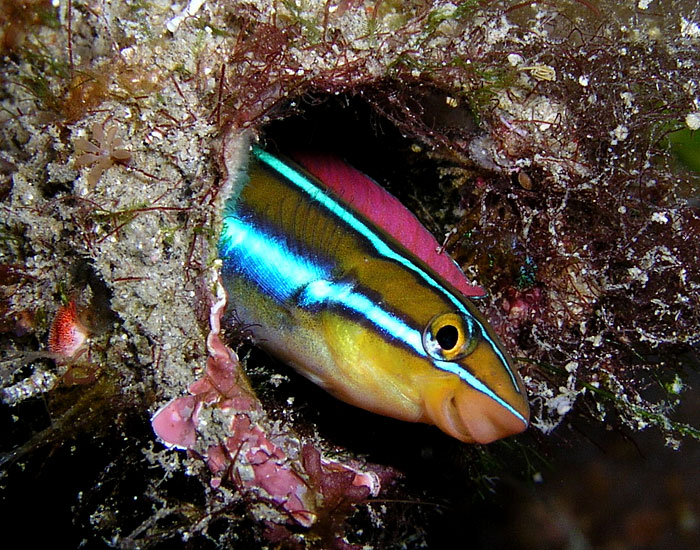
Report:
219,145,529,443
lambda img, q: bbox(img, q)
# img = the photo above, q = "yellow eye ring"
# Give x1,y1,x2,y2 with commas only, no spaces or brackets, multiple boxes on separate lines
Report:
422,312,477,361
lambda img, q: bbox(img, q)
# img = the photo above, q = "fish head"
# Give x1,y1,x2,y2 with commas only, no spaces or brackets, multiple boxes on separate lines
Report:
417,309,530,444
318,295,529,444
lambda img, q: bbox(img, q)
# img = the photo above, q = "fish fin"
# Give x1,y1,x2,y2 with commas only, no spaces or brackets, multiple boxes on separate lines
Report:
291,151,484,298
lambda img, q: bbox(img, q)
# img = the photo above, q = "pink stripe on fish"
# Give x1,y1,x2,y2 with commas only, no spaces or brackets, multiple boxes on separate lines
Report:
291,152,484,298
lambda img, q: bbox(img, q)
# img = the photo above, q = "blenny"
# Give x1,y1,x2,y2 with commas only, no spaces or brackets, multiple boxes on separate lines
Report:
218,145,529,443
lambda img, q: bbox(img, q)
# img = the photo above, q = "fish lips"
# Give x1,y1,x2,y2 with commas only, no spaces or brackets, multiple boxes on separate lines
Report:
422,375,530,444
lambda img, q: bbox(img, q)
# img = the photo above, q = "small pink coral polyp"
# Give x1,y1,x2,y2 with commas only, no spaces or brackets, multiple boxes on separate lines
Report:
74,122,131,186
48,301,89,360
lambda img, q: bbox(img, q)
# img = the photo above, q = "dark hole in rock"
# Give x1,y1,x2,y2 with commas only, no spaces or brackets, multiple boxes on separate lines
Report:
262,86,479,208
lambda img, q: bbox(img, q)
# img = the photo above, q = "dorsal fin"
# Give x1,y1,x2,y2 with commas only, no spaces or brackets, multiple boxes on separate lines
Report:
290,151,484,298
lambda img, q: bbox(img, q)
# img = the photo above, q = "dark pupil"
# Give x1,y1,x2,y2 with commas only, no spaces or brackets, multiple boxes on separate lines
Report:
435,325,459,350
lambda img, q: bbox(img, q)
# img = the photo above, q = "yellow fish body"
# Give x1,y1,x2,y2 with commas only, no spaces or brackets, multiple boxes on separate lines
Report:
219,146,529,443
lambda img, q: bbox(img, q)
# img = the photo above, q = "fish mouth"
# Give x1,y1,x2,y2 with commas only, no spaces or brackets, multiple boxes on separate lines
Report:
423,381,529,444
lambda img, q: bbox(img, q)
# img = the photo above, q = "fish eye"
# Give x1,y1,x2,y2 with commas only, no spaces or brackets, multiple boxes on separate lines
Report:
422,313,477,361
436,324,459,350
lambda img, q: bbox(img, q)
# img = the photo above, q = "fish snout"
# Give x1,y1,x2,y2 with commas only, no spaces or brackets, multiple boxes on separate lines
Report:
423,380,529,443
452,387,529,444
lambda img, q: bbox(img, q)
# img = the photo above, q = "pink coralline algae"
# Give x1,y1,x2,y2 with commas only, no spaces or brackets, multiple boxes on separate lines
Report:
151,275,382,529
150,395,198,450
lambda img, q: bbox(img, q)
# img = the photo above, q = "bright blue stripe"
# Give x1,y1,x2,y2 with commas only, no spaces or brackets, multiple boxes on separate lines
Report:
300,280,424,355
220,215,328,301
435,360,528,426
253,147,521,393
